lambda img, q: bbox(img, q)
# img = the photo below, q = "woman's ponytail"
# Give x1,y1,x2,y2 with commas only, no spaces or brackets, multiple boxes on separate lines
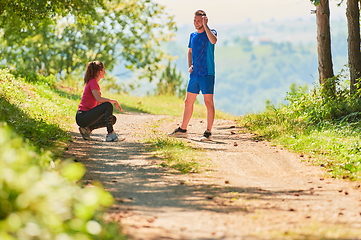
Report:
84,61,104,84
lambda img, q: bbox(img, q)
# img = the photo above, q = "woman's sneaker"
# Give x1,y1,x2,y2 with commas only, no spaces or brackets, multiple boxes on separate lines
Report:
106,132,118,142
168,127,188,138
79,127,91,140
106,132,126,142
200,130,212,141
117,135,126,141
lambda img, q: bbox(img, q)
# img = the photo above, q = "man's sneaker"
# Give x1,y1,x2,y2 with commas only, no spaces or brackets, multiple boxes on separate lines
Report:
79,127,91,140
168,127,188,138
200,130,212,141
105,132,126,142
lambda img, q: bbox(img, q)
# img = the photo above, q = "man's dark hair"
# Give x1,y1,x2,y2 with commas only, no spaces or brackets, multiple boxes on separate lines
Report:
195,10,206,16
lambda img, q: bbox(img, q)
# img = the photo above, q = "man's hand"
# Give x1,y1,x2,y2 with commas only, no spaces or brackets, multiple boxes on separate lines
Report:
188,65,193,73
202,16,217,45
202,16,208,26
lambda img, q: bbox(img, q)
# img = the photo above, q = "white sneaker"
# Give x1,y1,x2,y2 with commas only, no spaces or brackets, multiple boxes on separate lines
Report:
168,127,188,138
105,132,125,142
117,135,126,141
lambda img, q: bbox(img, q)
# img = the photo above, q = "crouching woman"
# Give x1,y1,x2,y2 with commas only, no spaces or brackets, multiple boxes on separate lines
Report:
76,61,125,142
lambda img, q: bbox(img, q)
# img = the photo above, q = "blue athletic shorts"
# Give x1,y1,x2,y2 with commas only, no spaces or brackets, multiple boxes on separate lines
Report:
187,75,215,94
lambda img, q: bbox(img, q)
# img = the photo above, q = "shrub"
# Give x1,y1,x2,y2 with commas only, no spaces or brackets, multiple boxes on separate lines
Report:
0,123,126,240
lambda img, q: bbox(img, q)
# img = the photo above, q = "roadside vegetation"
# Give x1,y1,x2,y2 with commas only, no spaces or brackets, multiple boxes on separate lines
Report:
0,69,128,240
0,68,231,239
3,63,361,239
240,75,361,182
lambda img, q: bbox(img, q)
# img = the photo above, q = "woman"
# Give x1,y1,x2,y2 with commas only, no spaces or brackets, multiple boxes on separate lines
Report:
76,61,125,142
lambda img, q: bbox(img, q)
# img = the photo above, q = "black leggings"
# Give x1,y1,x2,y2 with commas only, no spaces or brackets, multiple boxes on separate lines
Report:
76,102,117,134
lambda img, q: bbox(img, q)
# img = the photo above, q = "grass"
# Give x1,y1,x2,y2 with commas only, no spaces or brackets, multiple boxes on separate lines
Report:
145,137,205,173
0,69,77,157
256,223,361,240
274,125,361,179
239,82,361,181
109,92,235,120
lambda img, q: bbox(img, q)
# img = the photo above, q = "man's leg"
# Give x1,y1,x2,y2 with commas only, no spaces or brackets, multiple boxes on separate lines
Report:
203,94,215,132
180,92,198,130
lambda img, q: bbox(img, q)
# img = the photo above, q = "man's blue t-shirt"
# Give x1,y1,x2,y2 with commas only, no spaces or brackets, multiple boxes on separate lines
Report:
188,29,217,78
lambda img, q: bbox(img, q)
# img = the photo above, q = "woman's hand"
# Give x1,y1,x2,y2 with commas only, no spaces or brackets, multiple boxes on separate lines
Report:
92,90,123,112
113,100,123,112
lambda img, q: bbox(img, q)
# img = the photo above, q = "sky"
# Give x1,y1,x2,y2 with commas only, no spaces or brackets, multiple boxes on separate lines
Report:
154,0,347,26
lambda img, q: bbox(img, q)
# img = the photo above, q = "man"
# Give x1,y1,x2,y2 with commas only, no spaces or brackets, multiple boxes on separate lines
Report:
168,9,217,141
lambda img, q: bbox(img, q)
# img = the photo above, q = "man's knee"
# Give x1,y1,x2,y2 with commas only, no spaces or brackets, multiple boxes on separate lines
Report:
204,98,214,107
184,98,193,106
184,93,197,106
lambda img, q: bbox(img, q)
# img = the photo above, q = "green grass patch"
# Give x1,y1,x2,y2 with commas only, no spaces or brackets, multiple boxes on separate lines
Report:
109,93,235,120
0,69,79,156
146,137,205,173
254,222,361,240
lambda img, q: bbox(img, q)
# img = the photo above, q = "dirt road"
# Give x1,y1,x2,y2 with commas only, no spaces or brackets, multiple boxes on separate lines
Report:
66,112,361,240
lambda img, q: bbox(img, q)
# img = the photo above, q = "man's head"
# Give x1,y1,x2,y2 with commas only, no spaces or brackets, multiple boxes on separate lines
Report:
194,10,207,31
195,9,206,17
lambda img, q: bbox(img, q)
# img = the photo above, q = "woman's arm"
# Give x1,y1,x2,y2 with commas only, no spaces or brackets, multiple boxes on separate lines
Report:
92,89,123,111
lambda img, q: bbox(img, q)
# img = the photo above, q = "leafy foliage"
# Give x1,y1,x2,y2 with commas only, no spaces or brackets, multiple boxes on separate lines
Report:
0,0,176,81
0,124,126,240
0,0,103,34
310,0,320,5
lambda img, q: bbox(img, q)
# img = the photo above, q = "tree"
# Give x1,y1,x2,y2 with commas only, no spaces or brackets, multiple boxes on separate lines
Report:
346,0,361,94
311,0,335,95
0,0,103,36
0,0,176,81
155,61,185,97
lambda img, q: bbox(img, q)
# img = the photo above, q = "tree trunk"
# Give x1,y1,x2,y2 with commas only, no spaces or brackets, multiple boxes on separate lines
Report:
346,0,361,94
316,0,335,93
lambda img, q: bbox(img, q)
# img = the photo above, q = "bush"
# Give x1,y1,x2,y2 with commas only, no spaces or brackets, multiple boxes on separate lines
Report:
242,79,361,139
0,123,126,240
8,68,56,85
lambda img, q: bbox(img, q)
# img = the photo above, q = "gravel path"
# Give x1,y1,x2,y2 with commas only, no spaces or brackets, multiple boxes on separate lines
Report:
66,112,361,240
